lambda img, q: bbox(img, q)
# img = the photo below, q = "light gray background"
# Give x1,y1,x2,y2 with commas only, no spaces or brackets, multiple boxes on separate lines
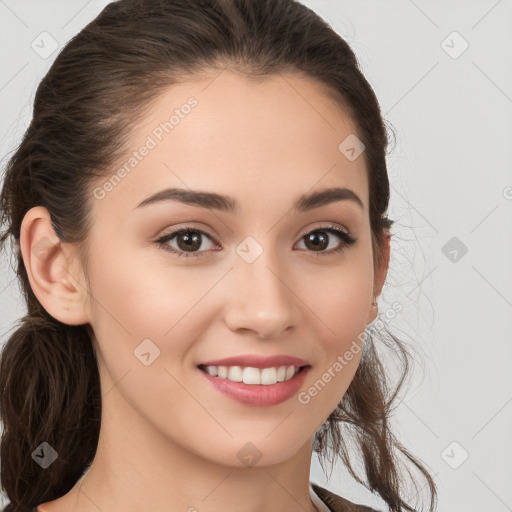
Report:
1,1,511,511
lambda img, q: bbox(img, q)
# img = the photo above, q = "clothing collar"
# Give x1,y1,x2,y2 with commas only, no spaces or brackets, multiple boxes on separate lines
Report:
309,483,332,511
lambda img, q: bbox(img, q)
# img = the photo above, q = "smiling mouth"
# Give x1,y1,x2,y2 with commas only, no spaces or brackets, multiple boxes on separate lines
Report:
197,364,309,386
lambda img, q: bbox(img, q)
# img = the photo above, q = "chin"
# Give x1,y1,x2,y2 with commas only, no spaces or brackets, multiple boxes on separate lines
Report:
194,433,311,469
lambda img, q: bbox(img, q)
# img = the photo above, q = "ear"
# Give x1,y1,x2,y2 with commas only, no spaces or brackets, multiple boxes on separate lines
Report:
19,206,90,325
366,228,391,325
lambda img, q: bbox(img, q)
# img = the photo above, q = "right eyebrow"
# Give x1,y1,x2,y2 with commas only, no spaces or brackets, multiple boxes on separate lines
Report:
133,186,364,213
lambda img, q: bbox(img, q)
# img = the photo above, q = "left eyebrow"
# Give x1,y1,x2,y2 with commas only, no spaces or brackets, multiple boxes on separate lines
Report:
133,186,364,213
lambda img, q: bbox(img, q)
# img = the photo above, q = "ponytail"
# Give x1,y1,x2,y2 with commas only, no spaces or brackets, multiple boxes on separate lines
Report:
0,308,100,511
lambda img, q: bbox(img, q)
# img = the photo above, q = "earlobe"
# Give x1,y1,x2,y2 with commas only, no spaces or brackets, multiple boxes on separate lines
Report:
367,297,378,325
19,206,89,325
375,229,391,295
366,229,391,325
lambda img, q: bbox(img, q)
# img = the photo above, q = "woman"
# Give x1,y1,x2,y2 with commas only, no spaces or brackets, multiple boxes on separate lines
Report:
0,0,437,511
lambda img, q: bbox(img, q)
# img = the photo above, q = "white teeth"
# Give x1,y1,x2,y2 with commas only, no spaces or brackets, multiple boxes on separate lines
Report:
243,367,261,385
285,365,295,380
206,366,218,376
260,367,277,385
227,366,243,382
203,364,299,385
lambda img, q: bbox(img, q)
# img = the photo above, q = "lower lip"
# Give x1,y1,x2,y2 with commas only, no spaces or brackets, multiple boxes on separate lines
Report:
199,367,310,407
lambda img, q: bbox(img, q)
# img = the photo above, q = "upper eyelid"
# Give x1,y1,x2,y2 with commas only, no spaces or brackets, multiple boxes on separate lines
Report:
156,223,352,240
155,224,356,261
156,225,218,243
156,223,353,249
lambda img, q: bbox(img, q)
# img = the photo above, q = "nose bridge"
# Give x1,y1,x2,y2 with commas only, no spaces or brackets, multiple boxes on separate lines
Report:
224,236,299,337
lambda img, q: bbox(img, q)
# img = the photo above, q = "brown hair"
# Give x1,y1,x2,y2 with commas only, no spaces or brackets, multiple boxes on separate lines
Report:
0,0,437,510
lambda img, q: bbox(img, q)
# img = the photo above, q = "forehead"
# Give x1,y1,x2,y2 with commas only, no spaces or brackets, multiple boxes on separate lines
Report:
89,70,369,220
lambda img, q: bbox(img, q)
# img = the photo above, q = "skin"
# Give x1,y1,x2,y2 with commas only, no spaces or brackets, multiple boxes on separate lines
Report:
20,69,390,512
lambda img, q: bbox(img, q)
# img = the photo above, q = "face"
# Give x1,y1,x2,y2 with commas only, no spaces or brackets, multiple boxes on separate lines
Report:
80,70,378,467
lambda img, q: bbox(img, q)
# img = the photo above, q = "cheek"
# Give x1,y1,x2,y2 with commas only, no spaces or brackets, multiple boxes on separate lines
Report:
295,257,372,417
88,246,206,336
85,253,214,428
300,258,374,344
85,248,227,385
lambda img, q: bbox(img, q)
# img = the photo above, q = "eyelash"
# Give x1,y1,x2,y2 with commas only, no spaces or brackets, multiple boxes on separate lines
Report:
154,224,356,259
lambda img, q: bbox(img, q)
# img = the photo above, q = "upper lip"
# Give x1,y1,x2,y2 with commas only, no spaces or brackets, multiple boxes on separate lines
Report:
198,354,310,369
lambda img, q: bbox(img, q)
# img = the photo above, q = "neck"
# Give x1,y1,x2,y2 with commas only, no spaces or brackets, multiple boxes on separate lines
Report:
42,368,320,512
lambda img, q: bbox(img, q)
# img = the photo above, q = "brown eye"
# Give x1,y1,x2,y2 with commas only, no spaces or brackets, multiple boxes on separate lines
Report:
155,226,217,258
175,231,202,252
155,224,356,260
296,225,356,255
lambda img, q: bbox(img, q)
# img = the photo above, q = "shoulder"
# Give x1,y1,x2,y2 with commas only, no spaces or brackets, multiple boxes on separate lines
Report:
312,483,383,512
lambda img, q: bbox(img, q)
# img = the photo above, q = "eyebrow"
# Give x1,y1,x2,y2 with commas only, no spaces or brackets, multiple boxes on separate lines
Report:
134,186,364,213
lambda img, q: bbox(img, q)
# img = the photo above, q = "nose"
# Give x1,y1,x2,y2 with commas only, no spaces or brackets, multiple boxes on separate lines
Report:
223,252,300,340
